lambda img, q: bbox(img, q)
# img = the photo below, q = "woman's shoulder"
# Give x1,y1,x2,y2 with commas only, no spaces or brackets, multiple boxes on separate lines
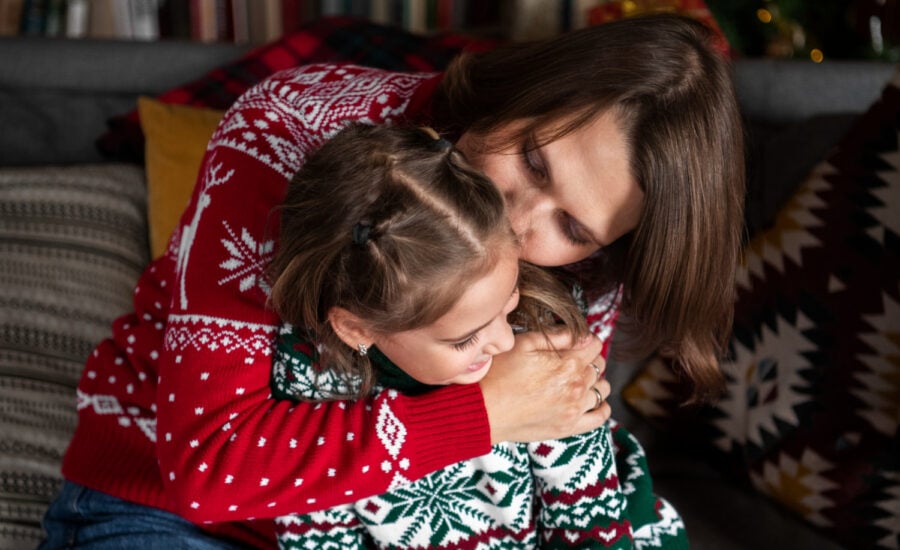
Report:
260,62,440,91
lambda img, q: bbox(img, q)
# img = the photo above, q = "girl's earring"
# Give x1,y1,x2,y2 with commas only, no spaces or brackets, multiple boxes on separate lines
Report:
357,343,368,357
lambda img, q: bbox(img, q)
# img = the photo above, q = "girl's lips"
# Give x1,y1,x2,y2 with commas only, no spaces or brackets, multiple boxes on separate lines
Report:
468,356,492,372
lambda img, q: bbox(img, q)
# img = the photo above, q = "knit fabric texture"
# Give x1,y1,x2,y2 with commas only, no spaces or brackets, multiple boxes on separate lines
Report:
62,65,498,546
270,289,689,549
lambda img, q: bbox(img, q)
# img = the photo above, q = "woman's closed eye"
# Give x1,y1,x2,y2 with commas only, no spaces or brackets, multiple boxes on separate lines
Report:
521,140,547,180
558,211,593,246
521,139,590,246
451,333,479,351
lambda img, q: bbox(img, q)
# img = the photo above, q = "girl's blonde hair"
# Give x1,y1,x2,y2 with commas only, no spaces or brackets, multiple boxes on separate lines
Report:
268,123,587,397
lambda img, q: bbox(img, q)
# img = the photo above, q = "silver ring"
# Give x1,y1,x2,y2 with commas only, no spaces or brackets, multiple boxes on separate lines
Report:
590,362,602,382
590,387,604,411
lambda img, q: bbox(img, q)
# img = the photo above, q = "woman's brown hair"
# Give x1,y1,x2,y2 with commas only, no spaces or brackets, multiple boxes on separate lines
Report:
268,123,587,398
433,13,746,401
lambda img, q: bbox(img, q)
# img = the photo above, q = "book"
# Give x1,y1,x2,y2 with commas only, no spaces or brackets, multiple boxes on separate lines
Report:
213,0,232,41
246,0,279,44
369,0,390,24
404,0,426,33
158,0,191,39
506,0,562,40
43,0,65,35
189,0,216,41
64,0,89,37
0,0,25,36
88,0,134,38
19,0,47,35
130,0,160,40
230,0,248,42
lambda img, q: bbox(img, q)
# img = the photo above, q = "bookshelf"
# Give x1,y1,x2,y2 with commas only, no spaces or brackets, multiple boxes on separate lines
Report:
0,0,518,43
0,0,615,44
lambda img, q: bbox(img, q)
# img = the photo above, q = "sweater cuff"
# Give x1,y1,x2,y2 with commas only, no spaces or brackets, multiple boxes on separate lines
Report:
398,383,491,478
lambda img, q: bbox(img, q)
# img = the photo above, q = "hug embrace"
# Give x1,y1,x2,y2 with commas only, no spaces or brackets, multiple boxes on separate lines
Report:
41,12,744,549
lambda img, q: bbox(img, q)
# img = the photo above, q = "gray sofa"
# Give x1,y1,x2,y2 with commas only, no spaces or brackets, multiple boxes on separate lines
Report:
0,34,895,549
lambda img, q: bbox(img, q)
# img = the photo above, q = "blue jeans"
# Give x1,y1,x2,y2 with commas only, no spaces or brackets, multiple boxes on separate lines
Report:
39,482,254,549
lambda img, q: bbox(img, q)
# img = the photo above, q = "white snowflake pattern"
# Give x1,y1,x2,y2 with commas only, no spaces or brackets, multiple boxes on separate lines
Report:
217,221,275,296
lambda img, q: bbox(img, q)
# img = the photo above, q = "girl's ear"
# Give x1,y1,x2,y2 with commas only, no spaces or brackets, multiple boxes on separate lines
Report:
327,307,376,350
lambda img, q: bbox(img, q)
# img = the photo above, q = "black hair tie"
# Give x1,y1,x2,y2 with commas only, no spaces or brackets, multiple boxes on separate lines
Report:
352,222,372,246
430,137,453,152
419,126,452,152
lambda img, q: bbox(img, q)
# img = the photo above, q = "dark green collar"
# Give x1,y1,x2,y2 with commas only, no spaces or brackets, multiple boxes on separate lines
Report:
369,346,442,396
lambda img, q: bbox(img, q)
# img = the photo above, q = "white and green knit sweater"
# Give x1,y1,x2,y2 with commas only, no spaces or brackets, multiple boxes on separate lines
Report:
270,320,689,549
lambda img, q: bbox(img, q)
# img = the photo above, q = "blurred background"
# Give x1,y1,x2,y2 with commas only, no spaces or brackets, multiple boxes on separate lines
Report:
707,0,900,61
2,0,898,61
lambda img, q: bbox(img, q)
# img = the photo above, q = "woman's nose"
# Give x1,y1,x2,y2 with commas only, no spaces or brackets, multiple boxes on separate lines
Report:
506,187,551,243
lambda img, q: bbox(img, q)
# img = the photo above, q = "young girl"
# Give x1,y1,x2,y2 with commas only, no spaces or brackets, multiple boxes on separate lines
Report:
266,122,686,549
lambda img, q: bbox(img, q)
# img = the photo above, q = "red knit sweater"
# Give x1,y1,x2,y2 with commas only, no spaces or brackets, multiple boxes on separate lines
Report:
62,64,493,541
62,63,621,548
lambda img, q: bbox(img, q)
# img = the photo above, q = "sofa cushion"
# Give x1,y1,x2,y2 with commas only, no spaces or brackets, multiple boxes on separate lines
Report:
138,97,225,259
0,164,149,549
622,67,900,550
96,16,500,163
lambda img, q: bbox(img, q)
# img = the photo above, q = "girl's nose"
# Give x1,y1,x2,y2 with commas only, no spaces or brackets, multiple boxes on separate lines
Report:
482,317,516,356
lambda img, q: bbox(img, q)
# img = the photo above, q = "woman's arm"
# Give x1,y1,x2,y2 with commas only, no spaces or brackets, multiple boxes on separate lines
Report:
482,285,619,443
481,330,608,444
155,64,611,523
156,64,495,522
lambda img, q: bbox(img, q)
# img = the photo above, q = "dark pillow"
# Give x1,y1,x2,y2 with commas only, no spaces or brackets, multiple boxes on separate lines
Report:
623,67,900,550
96,16,500,163
743,113,858,236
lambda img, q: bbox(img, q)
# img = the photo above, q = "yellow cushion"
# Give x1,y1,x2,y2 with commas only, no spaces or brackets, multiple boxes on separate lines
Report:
138,97,225,258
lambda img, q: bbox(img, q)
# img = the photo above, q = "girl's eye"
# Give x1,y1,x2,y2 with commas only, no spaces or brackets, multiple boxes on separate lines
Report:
452,334,479,351
559,212,591,246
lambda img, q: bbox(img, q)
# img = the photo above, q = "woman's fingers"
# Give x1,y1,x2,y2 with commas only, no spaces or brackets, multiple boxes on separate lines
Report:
525,328,595,353
585,379,611,413
480,330,611,444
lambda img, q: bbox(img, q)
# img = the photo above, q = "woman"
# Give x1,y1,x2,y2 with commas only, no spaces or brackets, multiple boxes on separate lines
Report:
43,13,743,548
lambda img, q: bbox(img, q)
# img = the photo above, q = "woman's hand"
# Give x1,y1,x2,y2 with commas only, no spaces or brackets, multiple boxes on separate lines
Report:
479,329,611,444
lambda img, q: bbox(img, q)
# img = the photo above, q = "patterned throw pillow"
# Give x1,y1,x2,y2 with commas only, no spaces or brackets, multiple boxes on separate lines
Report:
0,165,149,549
623,68,900,549
96,16,499,163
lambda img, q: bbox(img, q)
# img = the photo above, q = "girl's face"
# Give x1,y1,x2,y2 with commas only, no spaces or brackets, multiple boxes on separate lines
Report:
372,246,520,386
457,110,644,267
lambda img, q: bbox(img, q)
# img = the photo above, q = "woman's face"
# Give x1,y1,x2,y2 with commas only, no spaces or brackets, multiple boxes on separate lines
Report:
372,246,520,386
457,110,643,267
